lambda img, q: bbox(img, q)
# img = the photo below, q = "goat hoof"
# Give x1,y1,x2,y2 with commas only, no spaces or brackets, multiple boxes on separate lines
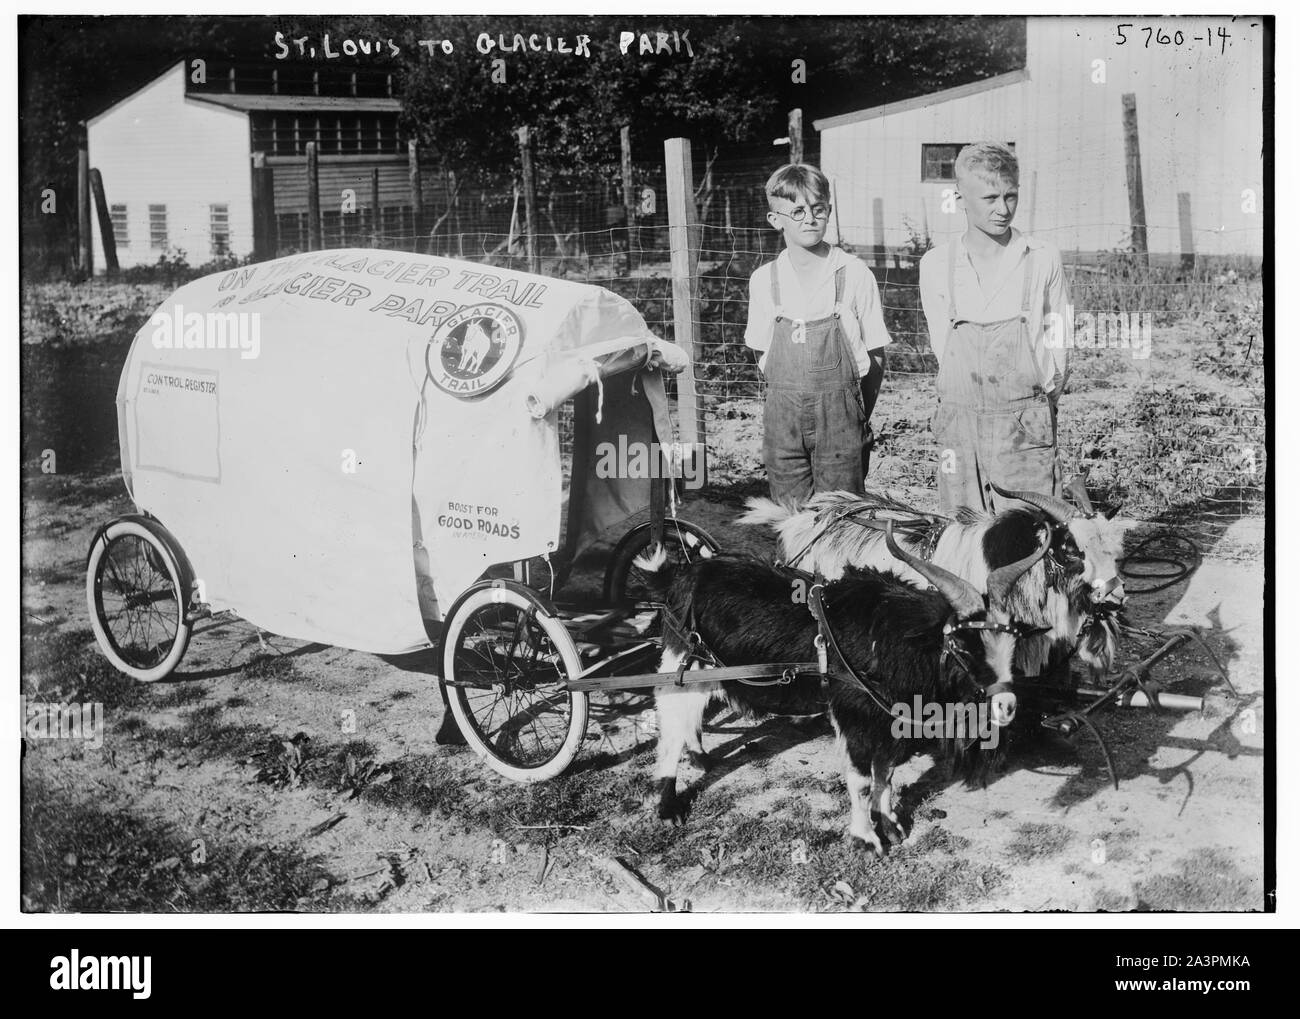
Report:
849,828,885,857
876,813,906,846
656,779,688,825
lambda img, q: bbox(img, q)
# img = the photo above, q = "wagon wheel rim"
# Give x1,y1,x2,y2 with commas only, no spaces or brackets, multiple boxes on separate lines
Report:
452,604,575,768
94,534,184,670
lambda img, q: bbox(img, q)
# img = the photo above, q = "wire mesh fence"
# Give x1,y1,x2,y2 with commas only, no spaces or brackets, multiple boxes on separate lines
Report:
83,153,1264,549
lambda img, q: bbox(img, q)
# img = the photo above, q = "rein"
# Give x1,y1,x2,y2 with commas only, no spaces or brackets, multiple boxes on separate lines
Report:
806,583,1009,736
782,503,947,571
653,565,1012,732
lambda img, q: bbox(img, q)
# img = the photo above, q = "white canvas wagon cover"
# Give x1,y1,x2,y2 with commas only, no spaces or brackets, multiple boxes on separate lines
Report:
117,249,686,654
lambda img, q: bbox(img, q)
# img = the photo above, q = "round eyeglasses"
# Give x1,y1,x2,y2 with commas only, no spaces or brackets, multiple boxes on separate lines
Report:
774,204,832,223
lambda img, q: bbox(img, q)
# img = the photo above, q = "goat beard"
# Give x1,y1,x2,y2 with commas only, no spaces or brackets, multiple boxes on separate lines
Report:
918,660,1012,788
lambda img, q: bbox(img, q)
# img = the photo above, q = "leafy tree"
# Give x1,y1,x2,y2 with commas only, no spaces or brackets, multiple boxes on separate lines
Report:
20,15,1025,274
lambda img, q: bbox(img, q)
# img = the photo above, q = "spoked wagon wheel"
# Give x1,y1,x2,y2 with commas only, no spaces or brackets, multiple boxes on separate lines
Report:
603,519,720,608
440,580,588,783
86,516,194,682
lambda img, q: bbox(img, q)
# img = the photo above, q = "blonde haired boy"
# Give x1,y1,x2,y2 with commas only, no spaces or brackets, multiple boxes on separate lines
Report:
918,142,1071,513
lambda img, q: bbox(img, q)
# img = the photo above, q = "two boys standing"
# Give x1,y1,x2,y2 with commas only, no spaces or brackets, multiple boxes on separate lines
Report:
745,144,1071,513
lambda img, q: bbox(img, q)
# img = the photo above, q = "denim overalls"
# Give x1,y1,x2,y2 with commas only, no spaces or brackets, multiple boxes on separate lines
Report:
761,264,867,503
932,244,1060,514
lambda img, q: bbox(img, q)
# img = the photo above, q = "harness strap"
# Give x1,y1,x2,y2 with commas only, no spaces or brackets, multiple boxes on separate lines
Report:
808,585,883,702
782,504,944,571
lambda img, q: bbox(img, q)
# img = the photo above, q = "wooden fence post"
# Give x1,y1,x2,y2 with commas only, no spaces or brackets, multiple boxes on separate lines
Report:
77,128,92,276
830,179,842,246
788,108,803,165
621,124,636,274
517,126,540,274
1177,192,1195,271
1121,92,1148,267
1026,169,1038,237
449,169,462,259
89,168,118,274
664,137,705,470
872,197,886,267
251,151,277,260
408,139,423,242
371,167,381,246
306,141,321,251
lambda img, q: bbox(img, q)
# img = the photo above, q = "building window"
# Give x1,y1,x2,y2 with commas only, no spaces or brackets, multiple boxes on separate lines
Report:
251,112,403,156
110,204,129,247
149,205,168,250
922,142,1016,182
921,144,966,183
210,204,230,256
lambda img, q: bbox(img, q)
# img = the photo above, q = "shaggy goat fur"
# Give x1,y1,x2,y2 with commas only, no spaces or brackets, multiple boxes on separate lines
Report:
741,491,1124,680
637,546,1026,854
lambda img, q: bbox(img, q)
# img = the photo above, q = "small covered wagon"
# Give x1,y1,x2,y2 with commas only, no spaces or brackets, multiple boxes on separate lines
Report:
88,249,718,780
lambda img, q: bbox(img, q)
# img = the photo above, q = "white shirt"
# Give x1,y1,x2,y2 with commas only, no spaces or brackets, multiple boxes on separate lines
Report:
919,229,1071,394
745,246,892,377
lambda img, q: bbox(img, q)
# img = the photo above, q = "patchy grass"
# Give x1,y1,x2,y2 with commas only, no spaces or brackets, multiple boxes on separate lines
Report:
142,703,267,762
23,560,82,585
1135,849,1261,911
1006,822,1074,860
243,654,304,681
1089,828,1140,864
364,753,467,818
21,774,334,912
1094,887,1136,912
21,627,147,711
908,825,972,856
151,683,210,709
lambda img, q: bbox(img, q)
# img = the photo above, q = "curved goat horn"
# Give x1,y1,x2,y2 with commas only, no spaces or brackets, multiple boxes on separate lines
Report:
989,481,1076,525
885,520,984,618
986,524,1052,609
1065,474,1097,516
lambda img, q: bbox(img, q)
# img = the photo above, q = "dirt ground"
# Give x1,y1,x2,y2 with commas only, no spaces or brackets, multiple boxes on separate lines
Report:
20,280,1266,914
21,474,1264,915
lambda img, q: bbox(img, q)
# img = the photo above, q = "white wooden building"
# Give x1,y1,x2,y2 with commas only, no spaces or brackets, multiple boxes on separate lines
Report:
815,16,1265,263
86,60,436,272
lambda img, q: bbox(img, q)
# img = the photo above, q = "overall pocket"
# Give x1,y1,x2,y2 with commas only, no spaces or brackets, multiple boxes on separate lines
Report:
804,318,842,373
1014,402,1055,448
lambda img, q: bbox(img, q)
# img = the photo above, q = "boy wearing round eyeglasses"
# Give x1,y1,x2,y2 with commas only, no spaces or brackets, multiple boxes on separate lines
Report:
745,163,891,503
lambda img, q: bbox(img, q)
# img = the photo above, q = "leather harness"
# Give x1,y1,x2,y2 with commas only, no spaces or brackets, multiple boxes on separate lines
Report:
658,562,1019,735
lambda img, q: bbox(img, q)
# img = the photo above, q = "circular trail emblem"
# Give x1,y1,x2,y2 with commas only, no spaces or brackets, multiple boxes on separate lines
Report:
427,304,524,398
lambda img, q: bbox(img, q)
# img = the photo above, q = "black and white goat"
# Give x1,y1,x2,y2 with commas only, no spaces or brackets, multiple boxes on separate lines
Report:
740,477,1127,682
636,526,1049,854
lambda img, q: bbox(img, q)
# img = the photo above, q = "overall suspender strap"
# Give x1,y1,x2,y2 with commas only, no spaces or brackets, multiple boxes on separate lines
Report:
832,264,846,310
1019,247,1035,319
946,241,959,325
770,258,782,312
